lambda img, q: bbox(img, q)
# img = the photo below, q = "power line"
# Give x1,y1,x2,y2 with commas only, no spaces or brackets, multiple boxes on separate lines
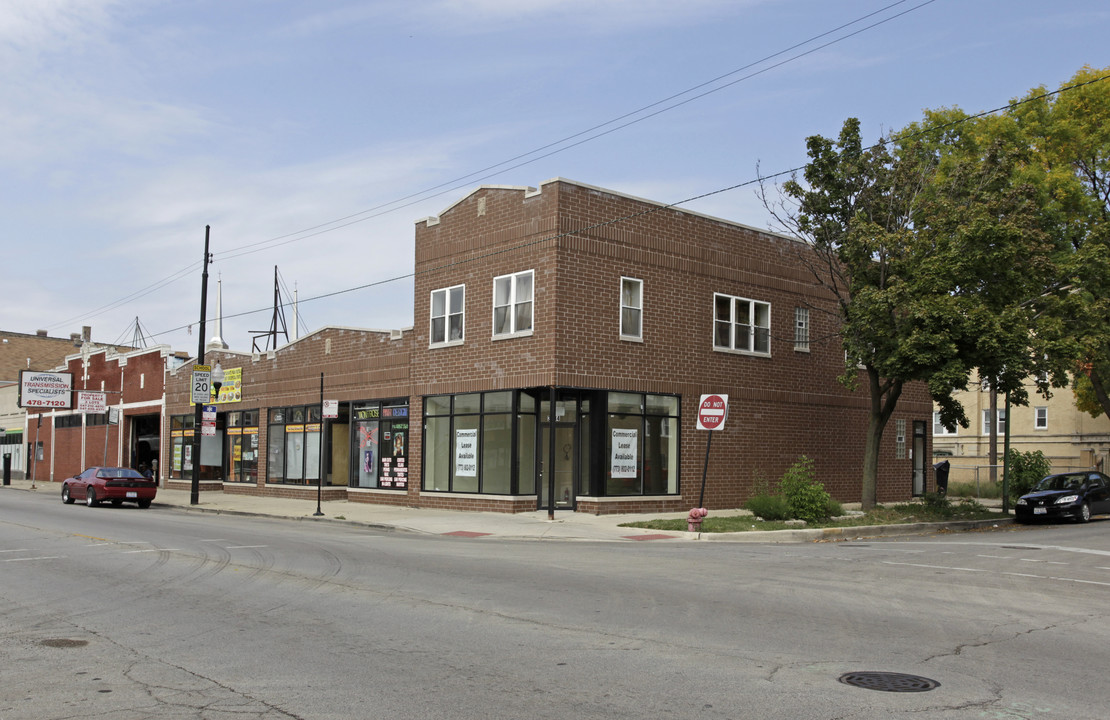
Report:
45,0,940,333
144,70,1110,345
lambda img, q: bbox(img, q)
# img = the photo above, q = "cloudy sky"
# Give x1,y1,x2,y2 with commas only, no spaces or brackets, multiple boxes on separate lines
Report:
2,0,1106,355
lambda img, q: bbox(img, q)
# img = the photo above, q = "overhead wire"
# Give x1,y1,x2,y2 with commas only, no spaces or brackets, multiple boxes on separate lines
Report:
144,70,1110,345
44,0,940,335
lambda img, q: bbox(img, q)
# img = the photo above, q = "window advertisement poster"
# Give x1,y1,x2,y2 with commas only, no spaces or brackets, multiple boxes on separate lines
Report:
18,371,73,409
455,428,478,477
380,422,408,489
611,428,639,478
212,367,243,405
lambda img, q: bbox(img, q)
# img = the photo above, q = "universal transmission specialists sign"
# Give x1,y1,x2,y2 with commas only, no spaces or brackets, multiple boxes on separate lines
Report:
18,371,74,409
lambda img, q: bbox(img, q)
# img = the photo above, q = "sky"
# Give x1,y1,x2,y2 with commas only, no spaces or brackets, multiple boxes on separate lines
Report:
1,0,1107,357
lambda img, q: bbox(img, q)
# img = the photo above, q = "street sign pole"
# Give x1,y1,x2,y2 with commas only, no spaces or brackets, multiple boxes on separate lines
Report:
191,225,212,506
314,372,324,517
695,394,729,510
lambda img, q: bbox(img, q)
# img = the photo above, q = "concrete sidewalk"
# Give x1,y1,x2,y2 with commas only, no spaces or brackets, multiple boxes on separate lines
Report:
2,478,1011,543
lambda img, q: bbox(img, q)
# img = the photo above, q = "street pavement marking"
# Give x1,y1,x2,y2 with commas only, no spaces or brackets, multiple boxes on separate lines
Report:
3,556,62,562
883,561,987,572
0,548,32,553
225,545,268,549
121,548,180,553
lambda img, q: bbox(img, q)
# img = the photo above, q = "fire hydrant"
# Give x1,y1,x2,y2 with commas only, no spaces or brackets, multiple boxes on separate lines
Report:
687,507,708,532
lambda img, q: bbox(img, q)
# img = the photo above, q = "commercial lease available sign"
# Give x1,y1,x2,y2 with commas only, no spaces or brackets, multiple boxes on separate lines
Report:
18,371,73,409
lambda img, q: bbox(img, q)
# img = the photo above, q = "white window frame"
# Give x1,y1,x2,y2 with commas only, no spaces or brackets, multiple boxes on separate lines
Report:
492,270,534,339
932,412,957,436
713,293,771,356
1034,406,1048,430
430,284,465,347
620,277,643,341
981,409,1007,435
794,307,809,352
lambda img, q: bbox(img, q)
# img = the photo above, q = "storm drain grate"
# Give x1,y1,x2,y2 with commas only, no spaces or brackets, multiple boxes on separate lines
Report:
40,639,89,648
838,671,939,693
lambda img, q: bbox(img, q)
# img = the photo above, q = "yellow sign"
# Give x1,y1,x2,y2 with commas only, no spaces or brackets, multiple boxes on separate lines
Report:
211,367,243,405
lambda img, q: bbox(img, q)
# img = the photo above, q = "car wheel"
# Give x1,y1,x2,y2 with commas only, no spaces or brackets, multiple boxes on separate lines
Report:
1078,502,1091,523
86,488,98,507
137,499,152,509
62,485,75,504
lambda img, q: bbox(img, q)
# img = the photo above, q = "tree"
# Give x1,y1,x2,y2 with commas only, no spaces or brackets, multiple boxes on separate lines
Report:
1010,66,1110,417
765,115,1048,509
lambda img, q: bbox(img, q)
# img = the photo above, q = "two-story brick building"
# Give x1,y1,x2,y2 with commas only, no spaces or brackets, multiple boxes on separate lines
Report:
162,178,933,513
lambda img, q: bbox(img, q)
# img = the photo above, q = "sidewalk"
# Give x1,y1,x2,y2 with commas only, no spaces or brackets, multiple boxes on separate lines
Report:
1,478,1011,543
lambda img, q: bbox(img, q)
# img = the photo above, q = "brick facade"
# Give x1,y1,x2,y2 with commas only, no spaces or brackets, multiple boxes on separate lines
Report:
157,178,933,514
26,345,176,483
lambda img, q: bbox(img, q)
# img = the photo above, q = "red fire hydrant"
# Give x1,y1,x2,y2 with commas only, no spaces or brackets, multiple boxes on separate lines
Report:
687,507,708,532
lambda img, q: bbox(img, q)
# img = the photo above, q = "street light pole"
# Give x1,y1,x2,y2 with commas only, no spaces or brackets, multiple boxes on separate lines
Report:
190,225,212,506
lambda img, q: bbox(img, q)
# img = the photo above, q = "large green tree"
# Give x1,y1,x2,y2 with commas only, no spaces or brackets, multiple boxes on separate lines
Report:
767,114,1048,508
1009,66,1110,415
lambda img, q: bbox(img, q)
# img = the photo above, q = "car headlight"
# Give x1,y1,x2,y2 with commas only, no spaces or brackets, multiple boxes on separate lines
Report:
1055,495,1079,504
1016,497,1027,506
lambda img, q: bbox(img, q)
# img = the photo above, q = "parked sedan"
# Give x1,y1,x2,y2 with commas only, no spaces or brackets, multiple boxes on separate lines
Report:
61,467,157,508
1015,471,1110,523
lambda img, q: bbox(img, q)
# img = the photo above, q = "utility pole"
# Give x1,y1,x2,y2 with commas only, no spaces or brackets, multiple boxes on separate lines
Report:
190,226,212,505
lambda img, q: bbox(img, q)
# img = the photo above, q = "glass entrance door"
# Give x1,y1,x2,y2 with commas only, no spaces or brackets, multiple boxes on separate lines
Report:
540,424,576,510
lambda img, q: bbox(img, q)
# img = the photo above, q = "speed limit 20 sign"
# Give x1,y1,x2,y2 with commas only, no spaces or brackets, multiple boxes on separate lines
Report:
191,365,212,404
696,394,729,431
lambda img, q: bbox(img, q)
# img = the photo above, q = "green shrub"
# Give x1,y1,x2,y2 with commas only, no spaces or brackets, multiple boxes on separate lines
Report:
744,492,791,521
779,455,834,523
1005,449,1052,502
947,480,1002,499
827,498,844,518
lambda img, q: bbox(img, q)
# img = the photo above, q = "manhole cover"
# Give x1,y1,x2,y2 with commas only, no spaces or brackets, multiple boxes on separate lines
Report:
838,671,939,693
40,638,89,648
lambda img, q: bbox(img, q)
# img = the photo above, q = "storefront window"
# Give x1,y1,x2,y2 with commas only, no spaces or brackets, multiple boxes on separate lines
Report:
169,414,195,479
605,393,679,496
423,391,532,494
349,400,409,489
226,410,259,483
266,405,323,484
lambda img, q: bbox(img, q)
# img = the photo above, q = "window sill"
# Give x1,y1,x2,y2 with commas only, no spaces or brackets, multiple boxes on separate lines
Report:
713,346,771,358
429,340,465,349
492,329,534,341
619,335,643,343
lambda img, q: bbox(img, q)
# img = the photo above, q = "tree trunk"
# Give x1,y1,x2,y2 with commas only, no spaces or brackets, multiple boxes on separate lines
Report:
860,369,903,510
1090,368,1110,422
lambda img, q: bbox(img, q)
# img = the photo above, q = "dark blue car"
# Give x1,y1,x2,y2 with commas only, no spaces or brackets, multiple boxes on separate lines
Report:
1015,471,1110,524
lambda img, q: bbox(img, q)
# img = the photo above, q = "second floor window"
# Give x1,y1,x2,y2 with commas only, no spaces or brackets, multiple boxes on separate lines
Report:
620,277,642,340
714,293,770,355
430,285,465,346
493,270,533,337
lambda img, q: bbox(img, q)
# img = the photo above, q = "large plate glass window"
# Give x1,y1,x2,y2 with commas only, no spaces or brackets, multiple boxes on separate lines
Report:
492,270,534,337
266,405,322,484
422,391,533,494
605,392,679,496
226,410,259,483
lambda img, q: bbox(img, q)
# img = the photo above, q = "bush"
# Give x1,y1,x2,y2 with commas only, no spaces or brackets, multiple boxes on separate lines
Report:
779,456,834,523
744,492,792,521
1005,449,1052,502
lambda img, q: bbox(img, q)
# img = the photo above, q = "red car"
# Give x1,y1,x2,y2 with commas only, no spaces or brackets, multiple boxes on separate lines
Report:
62,467,157,508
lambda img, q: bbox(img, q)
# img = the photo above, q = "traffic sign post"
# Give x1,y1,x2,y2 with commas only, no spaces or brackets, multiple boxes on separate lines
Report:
191,365,212,404
696,394,729,510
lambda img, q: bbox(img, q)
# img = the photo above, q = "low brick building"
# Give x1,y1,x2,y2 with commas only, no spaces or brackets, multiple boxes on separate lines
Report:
25,344,182,483
163,178,933,513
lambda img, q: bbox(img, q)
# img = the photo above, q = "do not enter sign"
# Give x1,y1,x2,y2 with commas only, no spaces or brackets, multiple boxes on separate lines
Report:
696,394,729,431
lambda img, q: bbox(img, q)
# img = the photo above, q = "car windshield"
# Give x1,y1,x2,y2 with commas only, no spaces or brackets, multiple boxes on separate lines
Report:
1034,474,1084,491
96,468,145,480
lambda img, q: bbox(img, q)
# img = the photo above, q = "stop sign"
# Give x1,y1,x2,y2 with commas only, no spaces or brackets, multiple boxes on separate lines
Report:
696,394,729,431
